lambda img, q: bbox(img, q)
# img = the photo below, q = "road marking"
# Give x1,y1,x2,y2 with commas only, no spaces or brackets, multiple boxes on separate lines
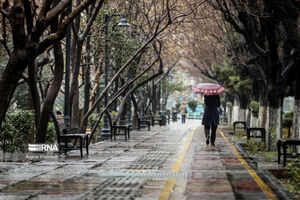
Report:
159,127,196,200
218,129,278,200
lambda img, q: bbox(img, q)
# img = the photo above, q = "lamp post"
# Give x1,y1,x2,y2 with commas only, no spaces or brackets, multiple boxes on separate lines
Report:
64,1,72,133
101,14,130,138
141,88,145,121
152,69,156,115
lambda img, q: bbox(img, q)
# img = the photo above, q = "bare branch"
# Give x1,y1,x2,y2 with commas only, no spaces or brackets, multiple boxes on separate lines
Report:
0,9,9,18
38,0,104,55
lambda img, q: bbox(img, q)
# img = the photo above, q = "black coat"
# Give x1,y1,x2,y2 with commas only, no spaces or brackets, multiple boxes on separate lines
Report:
201,95,220,125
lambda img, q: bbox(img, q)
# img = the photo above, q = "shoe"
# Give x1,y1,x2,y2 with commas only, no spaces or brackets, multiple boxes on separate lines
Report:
206,136,210,145
211,143,215,146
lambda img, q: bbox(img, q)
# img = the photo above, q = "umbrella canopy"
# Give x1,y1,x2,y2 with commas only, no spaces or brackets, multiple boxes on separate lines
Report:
192,83,226,95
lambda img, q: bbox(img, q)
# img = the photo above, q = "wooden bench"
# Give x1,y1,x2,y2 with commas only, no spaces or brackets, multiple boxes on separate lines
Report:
134,110,150,131
152,116,162,126
137,117,151,131
105,111,130,140
277,139,300,167
233,121,247,132
247,128,266,143
50,112,89,157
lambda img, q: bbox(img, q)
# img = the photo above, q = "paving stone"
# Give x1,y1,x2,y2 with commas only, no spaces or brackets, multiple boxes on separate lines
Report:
231,181,262,192
0,194,31,200
187,179,233,193
233,192,269,200
187,192,236,200
0,121,291,199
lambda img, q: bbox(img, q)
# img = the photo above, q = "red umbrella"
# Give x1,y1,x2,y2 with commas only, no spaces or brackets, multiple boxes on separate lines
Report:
192,83,226,95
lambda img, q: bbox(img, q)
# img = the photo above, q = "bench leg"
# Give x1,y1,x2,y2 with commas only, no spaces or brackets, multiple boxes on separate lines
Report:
64,140,68,155
277,140,281,164
283,145,287,167
86,136,89,155
80,138,83,158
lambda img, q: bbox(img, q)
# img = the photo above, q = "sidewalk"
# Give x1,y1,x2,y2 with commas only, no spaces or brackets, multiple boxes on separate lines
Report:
0,120,291,199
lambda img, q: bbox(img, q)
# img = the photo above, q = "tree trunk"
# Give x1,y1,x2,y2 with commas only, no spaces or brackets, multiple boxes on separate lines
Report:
36,41,64,143
28,61,41,130
70,41,83,126
157,82,161,112
239,95,248,122
258,85,268,128
267,96,283,151
246,108,251,128
292,59,300,152
72,85,80,126
0,2,30,126
227,106,232,125
292,99,300,139
0,51,29,126
152,80,156,115
239,109,246,121
83,34,91,123
232,96,239,123
250,112,258,127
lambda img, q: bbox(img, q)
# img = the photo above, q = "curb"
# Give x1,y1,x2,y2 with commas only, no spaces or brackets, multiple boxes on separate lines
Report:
220,127,297,200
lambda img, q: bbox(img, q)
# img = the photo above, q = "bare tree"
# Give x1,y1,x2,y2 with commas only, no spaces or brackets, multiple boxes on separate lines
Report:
0,0,105,142
208,0,300,150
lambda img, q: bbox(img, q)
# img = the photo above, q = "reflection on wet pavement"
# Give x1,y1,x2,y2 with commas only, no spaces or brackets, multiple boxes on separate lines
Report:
0,120,284,199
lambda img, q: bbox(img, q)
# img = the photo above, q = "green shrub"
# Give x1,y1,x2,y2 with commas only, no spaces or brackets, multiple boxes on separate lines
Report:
111,111,117,117
249,101,259,117
285,161,300,198
245,139,264,155
269,127,278,147
234,129,245,138
88,113,100,128
46,122,56,144
283,111,293,128
188,100,198,113
226,102,232,109
0,109,34,152
175,103,181,112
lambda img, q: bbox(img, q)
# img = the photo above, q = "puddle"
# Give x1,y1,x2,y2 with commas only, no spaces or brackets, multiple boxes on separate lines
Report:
2,180,56,193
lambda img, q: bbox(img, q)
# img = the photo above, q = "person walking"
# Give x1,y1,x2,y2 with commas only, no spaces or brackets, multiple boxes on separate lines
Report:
179,102,187,124
202,95,220,146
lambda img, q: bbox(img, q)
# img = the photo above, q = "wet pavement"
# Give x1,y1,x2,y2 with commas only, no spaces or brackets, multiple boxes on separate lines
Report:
0,120,291,199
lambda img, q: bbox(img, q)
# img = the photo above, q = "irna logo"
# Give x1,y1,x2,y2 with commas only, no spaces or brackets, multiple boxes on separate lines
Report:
28,144,59,152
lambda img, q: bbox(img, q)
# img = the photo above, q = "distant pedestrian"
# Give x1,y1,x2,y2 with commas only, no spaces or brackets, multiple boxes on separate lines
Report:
179,102,187,124
202,95,220,146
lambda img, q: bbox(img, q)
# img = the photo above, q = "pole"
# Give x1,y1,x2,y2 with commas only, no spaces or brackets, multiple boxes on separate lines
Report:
152,69,156,115
141,88,145,120
64,1,72,133
83,11,91,118
101,14,111,137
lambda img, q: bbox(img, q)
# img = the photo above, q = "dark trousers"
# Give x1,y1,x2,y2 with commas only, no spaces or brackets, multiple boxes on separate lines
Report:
204,125,217,144
181,115,186,124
